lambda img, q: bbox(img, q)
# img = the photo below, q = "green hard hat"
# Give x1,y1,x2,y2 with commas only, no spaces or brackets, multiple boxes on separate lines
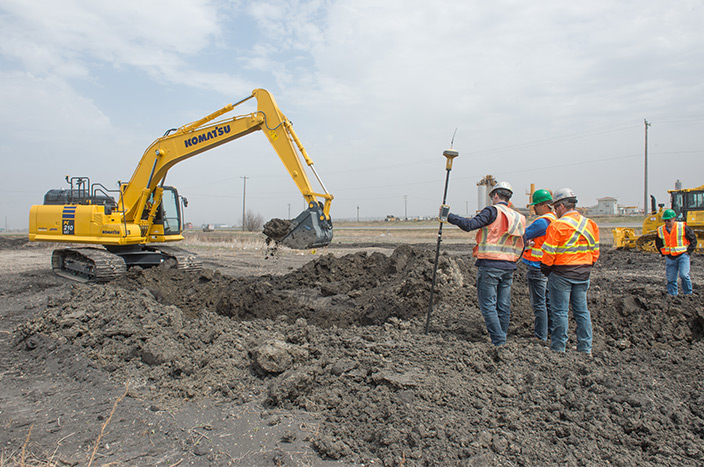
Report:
662,209,676,220
530,189,553,206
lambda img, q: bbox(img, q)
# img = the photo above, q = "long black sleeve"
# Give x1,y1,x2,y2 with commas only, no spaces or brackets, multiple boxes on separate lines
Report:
685,225,697,255
655,235,664,255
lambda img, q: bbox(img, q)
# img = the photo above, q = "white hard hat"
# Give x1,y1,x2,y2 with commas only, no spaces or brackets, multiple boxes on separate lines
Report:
551,187,577,204
490,181,513,196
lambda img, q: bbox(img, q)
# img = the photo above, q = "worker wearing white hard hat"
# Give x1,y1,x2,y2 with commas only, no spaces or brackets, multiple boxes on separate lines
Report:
441,181,526,346
540,188,599,356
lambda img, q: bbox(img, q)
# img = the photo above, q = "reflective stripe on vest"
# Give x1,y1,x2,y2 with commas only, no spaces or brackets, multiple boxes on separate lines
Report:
657,222,689,255
474,204,526,261
543,215,599,255
522,212,556,262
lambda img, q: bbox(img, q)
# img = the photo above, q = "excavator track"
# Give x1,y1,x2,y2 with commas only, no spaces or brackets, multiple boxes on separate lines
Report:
151,245,203,271
51,248,127,283
51,245,201,283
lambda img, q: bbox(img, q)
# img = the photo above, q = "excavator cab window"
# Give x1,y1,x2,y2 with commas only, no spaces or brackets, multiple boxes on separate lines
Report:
161,187,182,235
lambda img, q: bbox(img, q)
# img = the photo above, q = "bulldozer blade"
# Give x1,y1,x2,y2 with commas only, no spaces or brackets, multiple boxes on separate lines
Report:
612,227,637,249
279,203,333,249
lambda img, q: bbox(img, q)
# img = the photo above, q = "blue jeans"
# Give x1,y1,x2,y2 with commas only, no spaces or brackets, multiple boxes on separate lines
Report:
527,267,550,341
476,267,514,346
548,273,592,353
665,254,692,296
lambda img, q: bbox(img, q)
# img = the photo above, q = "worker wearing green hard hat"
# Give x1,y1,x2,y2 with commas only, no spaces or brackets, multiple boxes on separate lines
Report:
661,209,676,220
522,189,556,341
530,189,553,206
655,208,696,296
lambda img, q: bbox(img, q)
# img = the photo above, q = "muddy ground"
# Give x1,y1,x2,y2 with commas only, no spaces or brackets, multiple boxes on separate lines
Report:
0,232,703,466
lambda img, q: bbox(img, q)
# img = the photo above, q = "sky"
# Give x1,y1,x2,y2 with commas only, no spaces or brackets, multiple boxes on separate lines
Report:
1,0,703,230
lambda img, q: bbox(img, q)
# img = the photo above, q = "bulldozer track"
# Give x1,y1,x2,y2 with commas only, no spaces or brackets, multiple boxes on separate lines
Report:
635,233,659,253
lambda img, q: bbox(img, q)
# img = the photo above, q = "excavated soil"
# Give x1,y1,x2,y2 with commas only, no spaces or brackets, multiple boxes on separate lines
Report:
1,234,703,466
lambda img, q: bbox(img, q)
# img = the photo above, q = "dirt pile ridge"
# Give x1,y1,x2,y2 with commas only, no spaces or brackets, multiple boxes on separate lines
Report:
8,243,704,466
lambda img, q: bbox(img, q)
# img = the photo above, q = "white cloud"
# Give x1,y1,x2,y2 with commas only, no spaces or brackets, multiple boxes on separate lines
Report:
0,0,251,93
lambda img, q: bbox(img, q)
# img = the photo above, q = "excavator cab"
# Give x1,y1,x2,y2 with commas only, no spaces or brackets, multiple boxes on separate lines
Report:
140,186,183,236
159,187,183,235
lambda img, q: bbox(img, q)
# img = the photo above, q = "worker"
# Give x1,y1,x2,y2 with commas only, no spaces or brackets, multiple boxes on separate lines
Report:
444,181,526,346
540,188,599,356
655,209,696,296
521,189,557,342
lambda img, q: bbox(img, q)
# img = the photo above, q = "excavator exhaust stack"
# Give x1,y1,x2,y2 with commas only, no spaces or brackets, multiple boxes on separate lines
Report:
265,203,333,249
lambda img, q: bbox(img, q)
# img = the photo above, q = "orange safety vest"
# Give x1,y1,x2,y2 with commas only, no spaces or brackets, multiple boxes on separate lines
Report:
657,222,689,256
474,204,526,261
541,211,600,266
522,212,557,262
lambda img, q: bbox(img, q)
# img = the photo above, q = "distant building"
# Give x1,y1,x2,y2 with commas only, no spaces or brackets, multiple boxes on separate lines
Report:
587,197,618,216
619,206,641,215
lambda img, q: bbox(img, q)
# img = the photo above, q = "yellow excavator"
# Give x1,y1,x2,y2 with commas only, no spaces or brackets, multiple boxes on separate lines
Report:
612,184,704,252
29,89,334,281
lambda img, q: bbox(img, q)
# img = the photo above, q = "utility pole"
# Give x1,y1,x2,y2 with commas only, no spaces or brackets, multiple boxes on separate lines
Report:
644,119,651,214
404,195,408,219
357,205,360,222
241,176,249,231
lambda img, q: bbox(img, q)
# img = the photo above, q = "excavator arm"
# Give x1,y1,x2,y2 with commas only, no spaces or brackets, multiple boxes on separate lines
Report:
119,88,333,248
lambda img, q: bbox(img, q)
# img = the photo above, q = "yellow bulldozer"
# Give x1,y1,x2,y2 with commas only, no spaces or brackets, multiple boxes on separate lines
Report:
612,184,704,252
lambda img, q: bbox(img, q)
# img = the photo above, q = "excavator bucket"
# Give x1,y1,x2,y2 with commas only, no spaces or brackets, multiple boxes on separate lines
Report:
282,203,333,249
264,203,333,249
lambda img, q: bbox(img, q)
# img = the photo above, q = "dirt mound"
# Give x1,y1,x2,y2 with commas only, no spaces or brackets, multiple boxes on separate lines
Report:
0,235,32,249
14,246,704,465
109,245,467,327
